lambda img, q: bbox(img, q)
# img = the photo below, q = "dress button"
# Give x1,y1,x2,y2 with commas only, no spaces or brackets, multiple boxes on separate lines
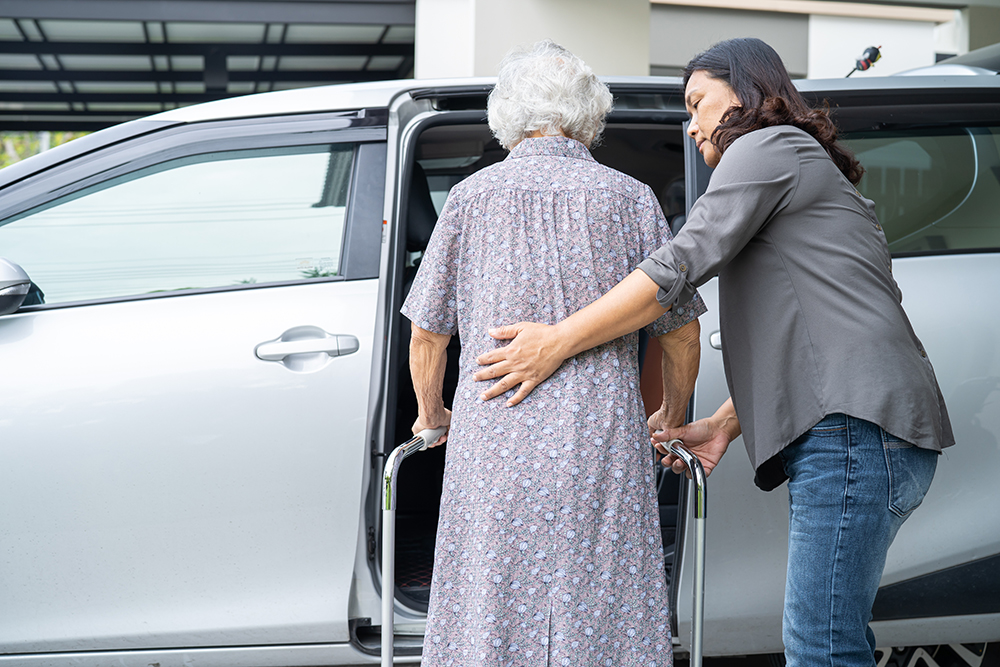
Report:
919,349,927,358
679,263,687,272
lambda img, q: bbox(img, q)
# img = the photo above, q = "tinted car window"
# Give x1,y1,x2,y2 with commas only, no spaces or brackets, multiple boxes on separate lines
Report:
843,127,1000,254
0,143,355,305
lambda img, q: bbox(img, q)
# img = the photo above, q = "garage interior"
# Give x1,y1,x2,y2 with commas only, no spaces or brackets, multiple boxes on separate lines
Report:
0,0,416,133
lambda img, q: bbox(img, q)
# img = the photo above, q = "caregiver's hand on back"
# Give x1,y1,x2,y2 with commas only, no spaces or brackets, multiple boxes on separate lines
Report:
474,269,670,406
473,322,567,406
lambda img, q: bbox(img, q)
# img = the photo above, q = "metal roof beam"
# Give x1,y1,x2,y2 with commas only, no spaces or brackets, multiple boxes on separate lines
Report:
0,42,413,57
0,92,221,104
0,112,142,128
0,69,399,82
0,0,416,25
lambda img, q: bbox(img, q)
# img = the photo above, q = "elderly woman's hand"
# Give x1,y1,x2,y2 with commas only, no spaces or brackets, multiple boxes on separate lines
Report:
647,407,682,436
473,322,571,406
412,408,451,447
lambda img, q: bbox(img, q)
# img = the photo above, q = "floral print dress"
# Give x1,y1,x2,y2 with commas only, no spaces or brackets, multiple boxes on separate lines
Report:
401,136,705,667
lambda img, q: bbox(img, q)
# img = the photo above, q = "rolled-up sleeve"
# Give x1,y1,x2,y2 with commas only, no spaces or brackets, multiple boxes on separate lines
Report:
634,188,707,336
637,130,800,309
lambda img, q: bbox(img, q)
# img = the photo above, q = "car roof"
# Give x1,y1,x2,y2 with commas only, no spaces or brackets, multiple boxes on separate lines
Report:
148,77,497,123
1,71,998,192
133,71,1000,125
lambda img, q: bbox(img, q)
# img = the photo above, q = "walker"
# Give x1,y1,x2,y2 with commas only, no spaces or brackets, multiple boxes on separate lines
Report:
380,432,706,667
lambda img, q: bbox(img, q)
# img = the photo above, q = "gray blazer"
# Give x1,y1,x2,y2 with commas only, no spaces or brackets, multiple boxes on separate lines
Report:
638,125,954,490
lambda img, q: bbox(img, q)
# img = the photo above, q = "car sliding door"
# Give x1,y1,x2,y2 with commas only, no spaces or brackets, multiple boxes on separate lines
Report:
0,114,386,659
842,119,1000,646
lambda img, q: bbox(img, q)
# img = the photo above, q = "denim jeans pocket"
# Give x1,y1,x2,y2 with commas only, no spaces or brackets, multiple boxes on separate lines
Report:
806,413,848,436
881,430,938,518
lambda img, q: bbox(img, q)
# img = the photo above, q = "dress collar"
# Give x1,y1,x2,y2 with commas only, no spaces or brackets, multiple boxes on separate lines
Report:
507,136,595,162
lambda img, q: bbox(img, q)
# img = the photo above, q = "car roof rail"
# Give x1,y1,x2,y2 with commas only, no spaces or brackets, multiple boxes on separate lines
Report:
895,63,999,77
934,41,1000,73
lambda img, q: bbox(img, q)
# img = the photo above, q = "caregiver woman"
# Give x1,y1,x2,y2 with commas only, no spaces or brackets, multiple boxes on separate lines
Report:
473,38,954,667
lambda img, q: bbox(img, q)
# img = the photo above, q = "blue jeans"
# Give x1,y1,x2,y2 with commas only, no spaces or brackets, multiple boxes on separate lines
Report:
779,414,938,667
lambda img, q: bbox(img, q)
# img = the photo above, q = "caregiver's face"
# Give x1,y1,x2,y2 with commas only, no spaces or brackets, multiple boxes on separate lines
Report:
685,70,741,169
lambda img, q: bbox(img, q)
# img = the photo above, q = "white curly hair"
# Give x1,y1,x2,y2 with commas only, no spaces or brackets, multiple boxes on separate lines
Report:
487,40,614,150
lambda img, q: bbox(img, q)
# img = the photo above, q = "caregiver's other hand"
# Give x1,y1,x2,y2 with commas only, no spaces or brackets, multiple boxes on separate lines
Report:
652,398,740,477
654,421,729,478
473,322,570,407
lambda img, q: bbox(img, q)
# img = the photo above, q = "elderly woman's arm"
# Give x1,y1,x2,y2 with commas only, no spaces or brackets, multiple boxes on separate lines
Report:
647,319,701,433
473,269,667,405
409,323,452,446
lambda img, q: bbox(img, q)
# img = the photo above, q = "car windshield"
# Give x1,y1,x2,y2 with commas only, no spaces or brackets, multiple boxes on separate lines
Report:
842,126,1000,255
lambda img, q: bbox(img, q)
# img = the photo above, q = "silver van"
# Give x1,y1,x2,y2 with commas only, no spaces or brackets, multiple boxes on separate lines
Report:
0,70,998,666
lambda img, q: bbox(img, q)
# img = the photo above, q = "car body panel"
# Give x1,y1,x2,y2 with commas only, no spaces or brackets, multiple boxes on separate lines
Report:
881,254,1000,580
0,281,378,651
678,254,1000,656
0,643,420,667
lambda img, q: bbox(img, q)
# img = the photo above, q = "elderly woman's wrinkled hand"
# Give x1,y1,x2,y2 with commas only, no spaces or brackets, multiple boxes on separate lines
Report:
412,409,451,447
473,322,568,407
647,406,683,436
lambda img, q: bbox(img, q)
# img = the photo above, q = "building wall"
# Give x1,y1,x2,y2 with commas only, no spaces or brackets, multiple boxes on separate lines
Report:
648,2,994,80
415,0,650,78
649,5,808,78
418,0,1000,80
968,6,1000,51
807,15,936,78
473,0,650,76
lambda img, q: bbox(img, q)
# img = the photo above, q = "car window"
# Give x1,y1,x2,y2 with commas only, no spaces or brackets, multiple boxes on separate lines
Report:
842,127,1000,254
0,143,355,305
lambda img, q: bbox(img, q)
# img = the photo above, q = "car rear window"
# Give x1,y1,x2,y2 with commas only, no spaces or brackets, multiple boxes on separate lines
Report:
842,126,1000,255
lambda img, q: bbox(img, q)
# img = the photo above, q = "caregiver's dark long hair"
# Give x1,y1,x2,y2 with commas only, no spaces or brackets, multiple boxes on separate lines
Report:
683,38,864,185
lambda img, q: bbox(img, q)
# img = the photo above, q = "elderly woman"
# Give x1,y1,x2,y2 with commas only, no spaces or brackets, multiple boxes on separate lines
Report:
402,41,703,667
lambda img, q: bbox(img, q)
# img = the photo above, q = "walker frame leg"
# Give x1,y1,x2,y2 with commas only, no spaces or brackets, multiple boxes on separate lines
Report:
380,428,445,667
664,439,707,667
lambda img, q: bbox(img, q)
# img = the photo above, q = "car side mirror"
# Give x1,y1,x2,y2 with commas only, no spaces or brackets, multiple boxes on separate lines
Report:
0,258,32,315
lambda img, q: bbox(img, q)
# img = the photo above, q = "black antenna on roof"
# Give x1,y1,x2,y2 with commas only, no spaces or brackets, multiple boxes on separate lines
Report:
847,46,882,77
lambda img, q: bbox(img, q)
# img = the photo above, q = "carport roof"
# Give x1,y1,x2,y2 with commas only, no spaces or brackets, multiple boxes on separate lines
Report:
0,0,416,131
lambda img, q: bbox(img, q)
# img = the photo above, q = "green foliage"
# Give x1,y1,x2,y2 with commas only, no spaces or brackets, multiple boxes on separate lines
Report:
300,267,338,278
0,132,89,170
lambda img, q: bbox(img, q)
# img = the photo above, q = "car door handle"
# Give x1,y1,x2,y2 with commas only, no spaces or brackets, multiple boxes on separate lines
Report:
255,328,359,361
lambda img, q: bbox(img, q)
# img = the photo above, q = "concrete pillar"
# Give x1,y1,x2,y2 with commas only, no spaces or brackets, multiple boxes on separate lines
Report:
414,0,650,78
